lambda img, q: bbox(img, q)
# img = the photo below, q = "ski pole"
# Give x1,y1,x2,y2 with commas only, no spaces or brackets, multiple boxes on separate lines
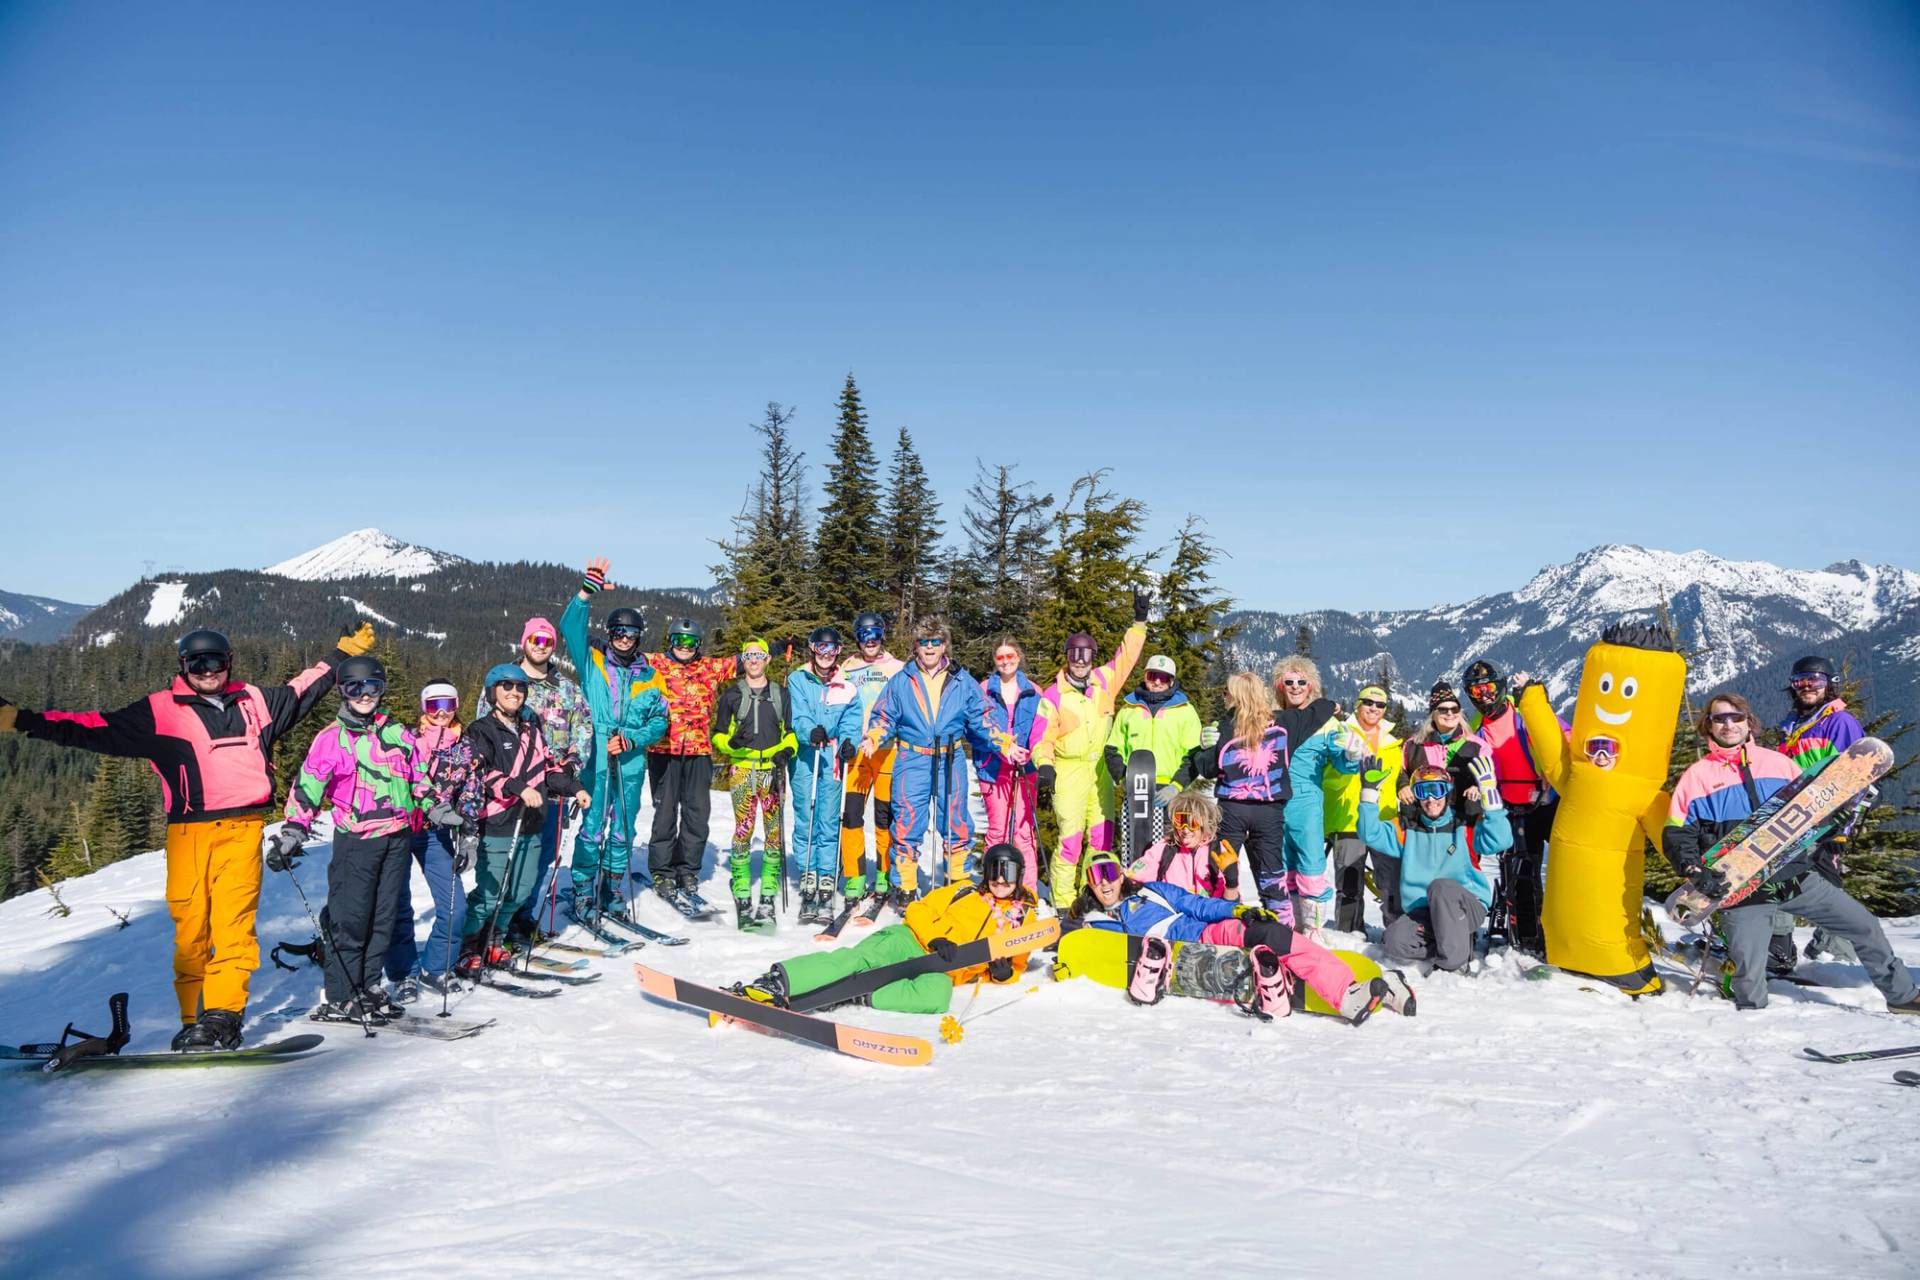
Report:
285,857,378,1040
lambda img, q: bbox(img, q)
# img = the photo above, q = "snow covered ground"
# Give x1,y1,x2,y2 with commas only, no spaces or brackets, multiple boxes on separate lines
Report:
2,794,1917,1279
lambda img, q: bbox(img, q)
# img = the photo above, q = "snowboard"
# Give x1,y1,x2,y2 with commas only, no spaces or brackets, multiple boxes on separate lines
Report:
786,915,1061,1013
634,964,932,1066
1666,738,1893,930
5,1034,325,1071
1052,926,1381,1017
1119,749,1159,865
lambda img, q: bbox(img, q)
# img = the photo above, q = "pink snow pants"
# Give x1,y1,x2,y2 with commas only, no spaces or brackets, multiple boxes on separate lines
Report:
980,770,1040,891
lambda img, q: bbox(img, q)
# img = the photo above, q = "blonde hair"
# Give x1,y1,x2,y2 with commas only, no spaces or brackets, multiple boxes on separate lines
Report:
1271,655,1323,702
1166,787,1220,837
1224,671,1274,750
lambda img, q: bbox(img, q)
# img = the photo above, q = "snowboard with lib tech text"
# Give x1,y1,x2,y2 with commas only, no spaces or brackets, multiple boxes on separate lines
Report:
1119,749,1161,865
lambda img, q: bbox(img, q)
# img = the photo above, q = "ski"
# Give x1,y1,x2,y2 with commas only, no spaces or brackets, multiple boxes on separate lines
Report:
664,887,718,921
471,973,562,1000
523,953,592,974
788,916,1060,1013
816,894,876,942
598,911,690,946
1894,1070,1920,1088
512,969,603,987
1802,1044,1920,1064
634,964,931,1066
540,936,643,959
368,1015,494,1040
6,1034,326,1071
683,887,718,914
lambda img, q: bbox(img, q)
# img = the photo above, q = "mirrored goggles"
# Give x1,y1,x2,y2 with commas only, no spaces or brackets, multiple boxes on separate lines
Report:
855,626,885,645
1170,812,1205,833
1084,856,1125,886
1583,735,1620,768
608,625,642,640
669,634,700,649
524,632,555,648
1411,779,1451,802
422,697,459,715
1788,674,1829,688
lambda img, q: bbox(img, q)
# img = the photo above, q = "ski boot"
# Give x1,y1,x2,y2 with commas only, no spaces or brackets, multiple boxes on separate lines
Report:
361,987,407,1022
753,895,778,929
179,1008,244,1052
1336,977,1388,1027
419,969,463,998
677,870,708,909
1374,969,1417,1017
797,873,818,925
310,998,378,1026
389,970,423,1005
885,885,913,916
1239,946,1293,1021
1889,991,1920,1016
1126,937,1172,1006
170,1023,198,1051
735,897,759,932
731,965,791,1008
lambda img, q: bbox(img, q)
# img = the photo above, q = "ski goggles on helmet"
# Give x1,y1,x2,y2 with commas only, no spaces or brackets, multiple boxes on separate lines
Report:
1466,681,1499,698
180,653,232,675
422,696,459,715
524,631,555,648
669,633,700,649
1410,777,1452,802
341,678,387,700
1583,735,1620,769
810,638,841,655
1065,644,1096,663
855,625,885,644
608,624,642,641
1788,673,1829,688
1084,853,1125,885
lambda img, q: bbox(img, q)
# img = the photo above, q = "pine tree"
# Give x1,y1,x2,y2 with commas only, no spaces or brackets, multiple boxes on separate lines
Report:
1029,471,1148,676
715,402,816,648
947,461,1053,673
812,373,887,626
880,426,945,639
1820,675,1920,916
1150,516,1237,722
1294,624,1314,658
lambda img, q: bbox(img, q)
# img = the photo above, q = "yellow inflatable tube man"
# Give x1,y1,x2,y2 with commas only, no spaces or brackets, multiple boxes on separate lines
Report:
1517,622,1685,994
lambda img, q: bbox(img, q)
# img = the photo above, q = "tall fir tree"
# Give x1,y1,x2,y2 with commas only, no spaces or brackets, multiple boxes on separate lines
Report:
948,461,1053,672
1812,674,1920,916
812,373,887,627
1294,624,1314,658
1151,516,1237,722
715,401,817,646
1029,470,1148,677
880,426,945,639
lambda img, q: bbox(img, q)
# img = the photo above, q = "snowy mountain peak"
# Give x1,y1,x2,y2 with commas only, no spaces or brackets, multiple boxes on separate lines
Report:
263,529,467,581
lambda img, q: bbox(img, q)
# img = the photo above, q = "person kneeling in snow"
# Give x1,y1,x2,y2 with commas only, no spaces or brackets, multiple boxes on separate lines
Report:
735,845,1036,1013
1127,788,1242,901
1359,755,1509,973
1067,851,1413,1023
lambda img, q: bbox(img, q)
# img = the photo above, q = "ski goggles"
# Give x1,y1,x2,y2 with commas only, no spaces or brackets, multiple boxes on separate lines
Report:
1084,854,1125,885
341,678,386,700
1466,681,1499,698
180,653,232,675
1583,735,1620,769
810,639,841,655
855,626,885,645
422,696,459,715
607,625,643,640
1410,778,1452,802
668,633,700,650
523,632,555,648
1144,670,1173,684
1788,674,1829,688
491,679,530,695
1065,645,1096,663
1170,811,1207,834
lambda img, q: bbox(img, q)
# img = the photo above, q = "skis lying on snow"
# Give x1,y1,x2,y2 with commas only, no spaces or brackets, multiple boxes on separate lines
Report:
789,917,1060,1014
595,910,689,946
470,972,561,1000
523,954,591,974
5,1034,327,1072
634,964,932,1066
541,937,643,959
513,969,603,987
1802,1044,1920,1064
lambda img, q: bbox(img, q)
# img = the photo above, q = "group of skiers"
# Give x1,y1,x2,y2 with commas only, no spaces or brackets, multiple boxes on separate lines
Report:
1,548,1913,1047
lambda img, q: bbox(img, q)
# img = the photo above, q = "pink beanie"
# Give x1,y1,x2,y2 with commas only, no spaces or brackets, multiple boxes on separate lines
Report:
522,616,558,648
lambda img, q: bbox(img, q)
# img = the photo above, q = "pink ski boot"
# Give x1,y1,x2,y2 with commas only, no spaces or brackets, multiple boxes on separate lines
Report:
1240,945,1294,1021
1127,937,1172,1006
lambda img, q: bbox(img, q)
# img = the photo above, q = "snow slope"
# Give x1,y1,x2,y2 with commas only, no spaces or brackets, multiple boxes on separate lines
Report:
264,529,467,581
2,796,1917,1278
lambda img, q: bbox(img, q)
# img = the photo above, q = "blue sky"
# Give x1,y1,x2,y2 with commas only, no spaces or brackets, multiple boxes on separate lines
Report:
3,2,1916,612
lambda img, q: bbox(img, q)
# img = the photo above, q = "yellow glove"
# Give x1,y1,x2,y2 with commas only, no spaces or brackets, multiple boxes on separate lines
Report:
0,697,17,733
337,622,376,657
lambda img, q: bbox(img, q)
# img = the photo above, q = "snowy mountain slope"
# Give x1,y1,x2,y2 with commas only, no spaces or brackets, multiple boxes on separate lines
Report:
2,793,1917,1278
263,528,468,581
0,587,93,644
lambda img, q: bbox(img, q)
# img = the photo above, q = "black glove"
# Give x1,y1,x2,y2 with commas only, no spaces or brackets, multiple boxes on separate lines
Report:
808,726,829,747
1037,764,1056,803
838,739,857,766
772,748,794,771
1132,587,1151,623
928,937,960,962
1682,859,1729,900
453,833,477,876
263,826,307,874
1104,746,1126,784
987,957,1014,982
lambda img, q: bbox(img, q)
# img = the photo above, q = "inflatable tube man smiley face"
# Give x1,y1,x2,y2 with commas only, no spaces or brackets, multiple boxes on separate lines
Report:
1568,623,1686,793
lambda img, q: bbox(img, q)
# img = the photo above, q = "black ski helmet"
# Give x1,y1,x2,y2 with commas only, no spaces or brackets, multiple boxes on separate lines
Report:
808,625,843,651
1790,655,1834,680
1463,659,1500,687
979,843,1024,887
337,654,387,687
853,611,886,643
666,618,703,648
177,629,232,660
605,606,644,635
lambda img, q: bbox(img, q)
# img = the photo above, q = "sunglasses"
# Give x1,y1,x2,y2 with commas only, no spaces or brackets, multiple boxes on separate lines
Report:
180,654,232,675
1411,779,1451,802
1709,711,1748,725
422,697,458,714
1085,858,1124,886
994,651,1020,663
669,635,700,649
341,678,386,699
608,625,642,640
1434,704,1462,714
493,680,530,695
1279,678,1310,688
525,633,555,647
916,637,945,648
744,649,771,660
1357,698,1387,710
